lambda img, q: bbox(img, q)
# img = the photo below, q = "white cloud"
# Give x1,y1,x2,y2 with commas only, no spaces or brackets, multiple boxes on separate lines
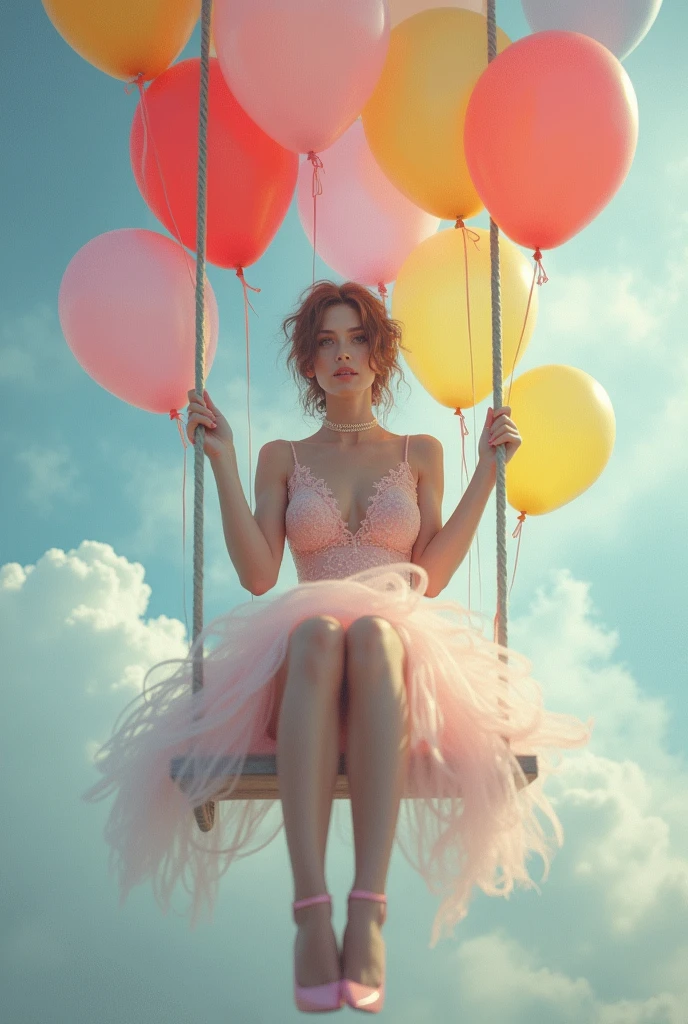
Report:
452,932,686,1024
550,754,688,935
0,541,188,703
510,569,673,767
500,566,688,964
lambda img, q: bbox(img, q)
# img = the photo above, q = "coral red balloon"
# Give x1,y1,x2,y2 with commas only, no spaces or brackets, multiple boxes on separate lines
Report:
130,58,298,268
464,31,638,250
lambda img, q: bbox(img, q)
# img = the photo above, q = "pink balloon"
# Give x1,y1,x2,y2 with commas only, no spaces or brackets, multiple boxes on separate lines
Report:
58,229,219,414
521,0,663,62
213,0,390,154
464,31,638,251
297,120,439,286
390,0,484,27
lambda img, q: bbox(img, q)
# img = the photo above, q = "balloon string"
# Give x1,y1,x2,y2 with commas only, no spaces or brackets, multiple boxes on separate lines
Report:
453,407,473,611
508,512,527,599
169,409,191,643
378,282,388,310
506,259,539,405
129,74,198,295
455,218,483,614
237,267,261,515
308,151,324,287
453,408,471,496
533,248,549,286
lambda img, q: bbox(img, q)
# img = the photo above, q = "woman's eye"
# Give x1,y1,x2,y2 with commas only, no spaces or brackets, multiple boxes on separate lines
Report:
354,335,367,344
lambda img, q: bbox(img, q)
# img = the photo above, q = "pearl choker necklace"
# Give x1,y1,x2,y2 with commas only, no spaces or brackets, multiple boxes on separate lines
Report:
322,416,378,433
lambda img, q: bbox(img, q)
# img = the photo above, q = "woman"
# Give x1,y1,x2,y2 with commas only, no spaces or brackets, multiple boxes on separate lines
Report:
84,281,590,1014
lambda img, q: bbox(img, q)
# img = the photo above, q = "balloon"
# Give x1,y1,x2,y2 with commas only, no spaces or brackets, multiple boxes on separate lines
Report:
521,0,663,62
506,365,615,516
58,229,219,415
362,9,511,220
296,121,440,287
464,31,638,251
213,0,390,154
130,59,298,269
41,0,199,82
392,227,537,409
390,0,485,27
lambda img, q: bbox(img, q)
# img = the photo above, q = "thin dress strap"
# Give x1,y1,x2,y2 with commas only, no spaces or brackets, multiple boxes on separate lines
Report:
288,440,299,470
404,434,410,463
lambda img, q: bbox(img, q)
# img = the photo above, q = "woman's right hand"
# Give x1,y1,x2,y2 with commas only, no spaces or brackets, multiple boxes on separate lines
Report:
186,389,234,460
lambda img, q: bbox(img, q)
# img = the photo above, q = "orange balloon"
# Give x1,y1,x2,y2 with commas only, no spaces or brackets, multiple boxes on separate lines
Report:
362,9,510,220
41,0,200,81
464,30,638,250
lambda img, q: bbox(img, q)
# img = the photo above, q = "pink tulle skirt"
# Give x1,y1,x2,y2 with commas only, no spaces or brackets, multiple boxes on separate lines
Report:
83,562,591,947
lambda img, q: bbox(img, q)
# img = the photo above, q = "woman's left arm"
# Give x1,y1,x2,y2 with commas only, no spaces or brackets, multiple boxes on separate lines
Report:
412,407,521,597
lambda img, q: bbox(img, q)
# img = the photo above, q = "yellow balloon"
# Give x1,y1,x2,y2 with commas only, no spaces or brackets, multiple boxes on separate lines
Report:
392,227,537,409
41,0,200,81
506,366,616,516
362,9,510,220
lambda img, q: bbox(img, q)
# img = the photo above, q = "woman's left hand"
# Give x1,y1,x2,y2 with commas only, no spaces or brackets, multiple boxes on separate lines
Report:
477,406,522,467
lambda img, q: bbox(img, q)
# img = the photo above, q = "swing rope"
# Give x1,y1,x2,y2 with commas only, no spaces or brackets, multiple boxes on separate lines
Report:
190,0,214,831
486,0,513,731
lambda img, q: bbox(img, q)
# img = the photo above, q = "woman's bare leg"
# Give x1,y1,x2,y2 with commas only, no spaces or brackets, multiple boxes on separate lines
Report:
342,615,410,986
277,615,345,987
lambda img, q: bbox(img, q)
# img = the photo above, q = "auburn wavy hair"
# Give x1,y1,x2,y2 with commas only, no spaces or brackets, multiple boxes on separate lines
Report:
281,280,410,419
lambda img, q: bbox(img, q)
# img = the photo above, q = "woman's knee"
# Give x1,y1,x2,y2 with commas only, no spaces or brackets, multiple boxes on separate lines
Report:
346,615,405,665
288,615,345,669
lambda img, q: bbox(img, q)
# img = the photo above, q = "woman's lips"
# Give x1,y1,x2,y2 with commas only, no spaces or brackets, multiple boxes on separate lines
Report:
334,370,357,377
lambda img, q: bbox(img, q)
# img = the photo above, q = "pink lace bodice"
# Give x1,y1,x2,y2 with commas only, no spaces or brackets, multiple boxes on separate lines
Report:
285,435,422,582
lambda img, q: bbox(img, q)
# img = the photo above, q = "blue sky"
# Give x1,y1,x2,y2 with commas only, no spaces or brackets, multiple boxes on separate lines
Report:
1,2,687,1022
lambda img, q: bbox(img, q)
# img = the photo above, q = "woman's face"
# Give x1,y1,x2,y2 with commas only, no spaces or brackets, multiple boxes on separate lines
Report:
310,303,377,399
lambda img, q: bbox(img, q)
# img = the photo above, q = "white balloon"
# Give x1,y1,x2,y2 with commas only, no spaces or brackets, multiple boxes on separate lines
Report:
390,0,485,29
521,0,663,61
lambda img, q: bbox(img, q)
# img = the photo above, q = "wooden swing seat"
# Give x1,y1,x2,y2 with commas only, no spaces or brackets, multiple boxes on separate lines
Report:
170,751,538,802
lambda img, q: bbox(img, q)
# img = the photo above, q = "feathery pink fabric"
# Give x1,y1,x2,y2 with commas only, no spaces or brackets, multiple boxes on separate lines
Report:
83,435,591,947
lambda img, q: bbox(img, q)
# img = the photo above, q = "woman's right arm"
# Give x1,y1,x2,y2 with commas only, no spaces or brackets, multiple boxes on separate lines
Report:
186,388,288,596
210,441,289,596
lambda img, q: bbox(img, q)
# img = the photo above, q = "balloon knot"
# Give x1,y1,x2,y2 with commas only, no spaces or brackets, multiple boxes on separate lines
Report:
533,249,549,285
124,71,145,96
236,266,261,294
378,282,388,300
455,219,481,249
170,409,188,450
454,408,470,437
512,512,527,539
308,151,324,198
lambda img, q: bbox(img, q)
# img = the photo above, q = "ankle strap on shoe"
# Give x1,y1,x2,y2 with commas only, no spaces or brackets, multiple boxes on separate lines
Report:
292,893,332,919
349,889,386,904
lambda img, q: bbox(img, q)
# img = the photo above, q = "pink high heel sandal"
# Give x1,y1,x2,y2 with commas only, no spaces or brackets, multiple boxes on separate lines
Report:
340,889,387,1014
292,893,344,1013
